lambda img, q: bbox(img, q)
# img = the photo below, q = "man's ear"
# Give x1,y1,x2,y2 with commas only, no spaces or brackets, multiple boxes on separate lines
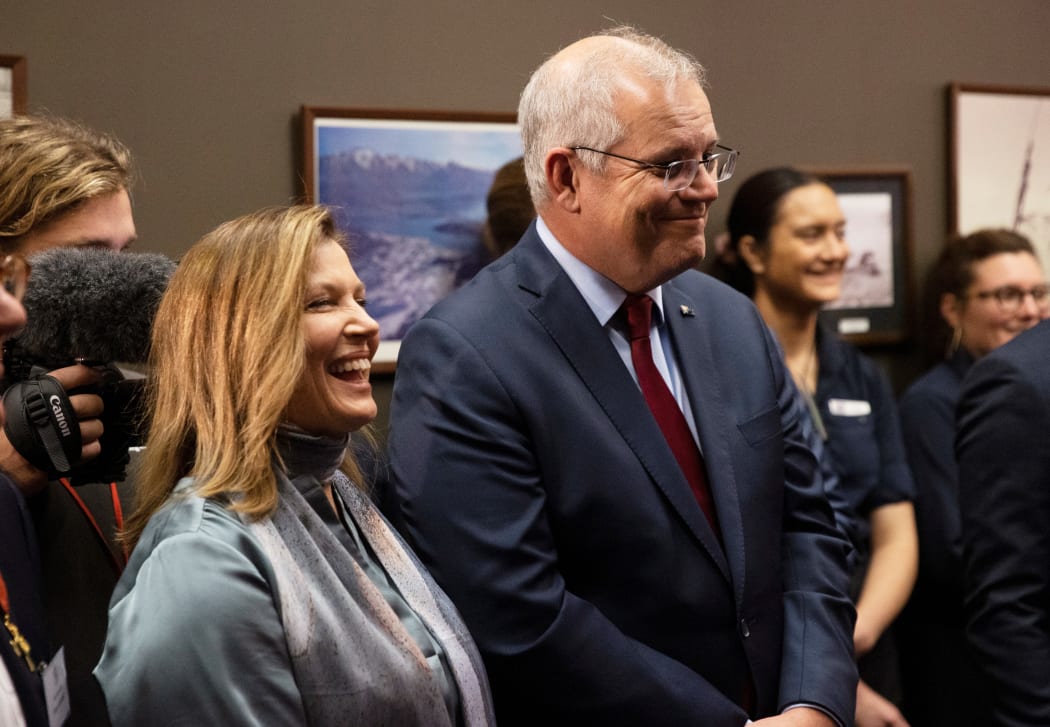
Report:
737,235,766,275
940,292,963,329
545,148,581,213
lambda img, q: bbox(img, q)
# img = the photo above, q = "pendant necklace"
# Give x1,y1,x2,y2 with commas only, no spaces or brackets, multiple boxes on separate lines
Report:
794,340,828,442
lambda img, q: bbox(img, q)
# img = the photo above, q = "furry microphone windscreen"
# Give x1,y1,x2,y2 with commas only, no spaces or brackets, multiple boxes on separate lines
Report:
14,247,178,366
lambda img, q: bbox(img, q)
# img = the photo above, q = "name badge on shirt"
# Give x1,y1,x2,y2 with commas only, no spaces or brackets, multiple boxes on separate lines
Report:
42,647,69,727
827,398,871,417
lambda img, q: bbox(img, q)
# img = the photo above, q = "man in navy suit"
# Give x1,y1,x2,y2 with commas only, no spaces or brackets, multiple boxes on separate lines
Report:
957,318,1050,726
388,27,856,726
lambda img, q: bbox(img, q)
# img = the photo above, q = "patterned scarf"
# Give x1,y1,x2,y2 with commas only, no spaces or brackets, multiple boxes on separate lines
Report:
245,427,495,726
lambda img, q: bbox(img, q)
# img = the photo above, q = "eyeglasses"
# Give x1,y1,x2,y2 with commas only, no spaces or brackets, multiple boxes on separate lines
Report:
571,144,740,191
0,255,30,302
971,283,1050,312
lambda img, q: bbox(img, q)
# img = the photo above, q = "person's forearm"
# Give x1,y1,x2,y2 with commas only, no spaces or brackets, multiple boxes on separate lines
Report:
854,501,917,655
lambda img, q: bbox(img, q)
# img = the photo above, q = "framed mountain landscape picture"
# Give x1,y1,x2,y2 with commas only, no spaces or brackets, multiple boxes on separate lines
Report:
301,107,522,371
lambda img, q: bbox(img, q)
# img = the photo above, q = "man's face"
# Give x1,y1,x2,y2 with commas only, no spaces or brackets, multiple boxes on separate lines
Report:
18,188,137,256
575,77,720,293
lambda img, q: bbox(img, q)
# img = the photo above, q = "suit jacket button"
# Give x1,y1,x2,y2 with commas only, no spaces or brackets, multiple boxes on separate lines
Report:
740,618,750,638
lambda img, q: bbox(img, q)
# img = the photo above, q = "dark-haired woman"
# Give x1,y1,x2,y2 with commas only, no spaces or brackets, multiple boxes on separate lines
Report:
713,167,917,727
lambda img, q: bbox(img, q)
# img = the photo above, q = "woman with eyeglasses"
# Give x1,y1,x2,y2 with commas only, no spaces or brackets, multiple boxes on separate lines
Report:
1,113,139,727
895,228,1048,727
711,166,918,727
0,253,44,727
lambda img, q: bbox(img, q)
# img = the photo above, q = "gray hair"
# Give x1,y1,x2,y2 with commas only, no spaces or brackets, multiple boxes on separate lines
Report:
517,26,707,207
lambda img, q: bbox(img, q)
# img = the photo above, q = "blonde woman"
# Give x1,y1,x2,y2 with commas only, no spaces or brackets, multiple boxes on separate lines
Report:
95,205,494,726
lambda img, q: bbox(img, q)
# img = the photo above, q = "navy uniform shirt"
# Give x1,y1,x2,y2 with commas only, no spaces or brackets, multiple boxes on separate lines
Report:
814,327,916,562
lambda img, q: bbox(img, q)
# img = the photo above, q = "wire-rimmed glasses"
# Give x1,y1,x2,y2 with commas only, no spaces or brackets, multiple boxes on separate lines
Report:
571,144,740,190
971,283,1050,313
0,254,30,302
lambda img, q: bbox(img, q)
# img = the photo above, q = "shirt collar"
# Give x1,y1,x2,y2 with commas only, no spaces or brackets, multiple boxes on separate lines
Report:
534,216,665,327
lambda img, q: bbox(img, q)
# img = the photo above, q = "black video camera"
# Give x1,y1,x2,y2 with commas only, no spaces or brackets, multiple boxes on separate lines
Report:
2,347,145,485
0,246,175,486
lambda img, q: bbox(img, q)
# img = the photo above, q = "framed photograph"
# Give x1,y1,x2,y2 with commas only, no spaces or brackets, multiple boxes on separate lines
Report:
0,55,27,119
949,83,1050,266
812,168,914,346
301,106,522,372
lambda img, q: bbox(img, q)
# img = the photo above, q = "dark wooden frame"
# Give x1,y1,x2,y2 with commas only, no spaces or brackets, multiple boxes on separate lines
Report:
300,106,521,372
0,55,27,117
811,167,914,346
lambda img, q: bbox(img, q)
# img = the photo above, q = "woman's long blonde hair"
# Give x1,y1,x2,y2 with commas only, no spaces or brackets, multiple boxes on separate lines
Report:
123,205,365,548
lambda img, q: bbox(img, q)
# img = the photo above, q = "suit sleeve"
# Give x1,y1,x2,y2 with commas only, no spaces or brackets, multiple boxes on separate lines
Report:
766,329,858,724
957,353,1050,726
95,526,307,726
389,316,751,726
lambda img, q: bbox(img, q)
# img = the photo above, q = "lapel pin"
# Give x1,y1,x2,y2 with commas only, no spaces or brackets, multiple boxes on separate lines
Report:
680,305,695,317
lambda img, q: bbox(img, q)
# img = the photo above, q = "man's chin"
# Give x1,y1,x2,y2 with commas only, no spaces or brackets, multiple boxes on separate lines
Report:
684,234,707,264
670,242,707,278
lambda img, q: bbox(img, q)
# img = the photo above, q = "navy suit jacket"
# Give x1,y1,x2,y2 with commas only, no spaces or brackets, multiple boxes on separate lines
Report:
957,319,1050,726
389,226,856,726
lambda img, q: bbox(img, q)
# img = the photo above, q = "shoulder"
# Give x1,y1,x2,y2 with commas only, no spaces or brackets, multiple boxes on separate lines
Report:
900,362,959,412
957,325,1050,455
666,270,773,347
134,485,255,554
97,488,302,726
103,486,283,663
117,484,275,604
671,268,759,311
966,321,1050,394
419,234,533,326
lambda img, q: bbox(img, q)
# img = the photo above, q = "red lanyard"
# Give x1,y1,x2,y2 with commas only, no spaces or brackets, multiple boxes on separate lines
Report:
58,478,128,573
0,568,38,672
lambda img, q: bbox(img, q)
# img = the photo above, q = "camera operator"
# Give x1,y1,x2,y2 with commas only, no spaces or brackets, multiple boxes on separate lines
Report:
0,255,43,727
0,113,132,495
1,113,138,727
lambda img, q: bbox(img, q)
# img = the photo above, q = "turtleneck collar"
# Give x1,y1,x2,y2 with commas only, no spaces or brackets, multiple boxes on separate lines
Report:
275,424,350,484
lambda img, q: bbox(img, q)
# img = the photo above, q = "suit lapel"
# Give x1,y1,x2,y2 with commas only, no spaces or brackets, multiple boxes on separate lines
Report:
513,233,729,579
662,280,747,600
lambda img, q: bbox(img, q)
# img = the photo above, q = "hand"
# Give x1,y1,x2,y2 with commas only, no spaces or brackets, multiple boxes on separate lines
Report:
855,679,910,727
0,364,104,495
752,706,837,726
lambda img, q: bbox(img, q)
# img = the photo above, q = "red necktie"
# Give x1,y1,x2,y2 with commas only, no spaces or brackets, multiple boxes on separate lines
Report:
622,294,720,537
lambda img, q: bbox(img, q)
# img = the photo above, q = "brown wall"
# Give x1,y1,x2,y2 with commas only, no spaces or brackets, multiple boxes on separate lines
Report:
4,1,1050,435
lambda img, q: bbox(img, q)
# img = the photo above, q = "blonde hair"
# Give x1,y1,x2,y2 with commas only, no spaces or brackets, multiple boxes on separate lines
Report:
0,115,133,253
123,205,368,548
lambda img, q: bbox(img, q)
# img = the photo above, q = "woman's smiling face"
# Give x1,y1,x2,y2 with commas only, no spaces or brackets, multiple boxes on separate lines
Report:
284,240,380,437
754,183,850,309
